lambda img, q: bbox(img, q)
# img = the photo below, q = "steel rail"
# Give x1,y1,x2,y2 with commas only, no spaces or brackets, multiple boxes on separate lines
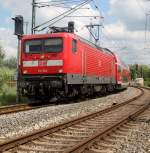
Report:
64,98,150,153
0,88,127,116
0,102,57,115
0,87,145,152
0,103,34,115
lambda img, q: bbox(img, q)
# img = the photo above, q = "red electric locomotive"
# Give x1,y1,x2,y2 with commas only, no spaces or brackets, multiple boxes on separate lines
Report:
19,24,130,100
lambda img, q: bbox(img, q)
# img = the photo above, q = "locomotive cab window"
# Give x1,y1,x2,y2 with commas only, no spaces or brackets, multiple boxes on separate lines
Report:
24,38,63,53
72,39,77,53
44,38,63,52
25,40,42,53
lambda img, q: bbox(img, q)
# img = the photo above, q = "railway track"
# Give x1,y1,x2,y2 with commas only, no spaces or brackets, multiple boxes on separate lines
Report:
0,88,126,116
0,103,35,115
0,87,149,152
0,102,56,116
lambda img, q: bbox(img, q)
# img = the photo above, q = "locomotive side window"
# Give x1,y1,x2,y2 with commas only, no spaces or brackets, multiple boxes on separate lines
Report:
118,66,122,73
25,40,42,53
72,39,77,53
44,38,63,52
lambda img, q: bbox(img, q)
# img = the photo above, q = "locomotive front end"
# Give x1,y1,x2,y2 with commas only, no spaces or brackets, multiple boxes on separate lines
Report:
20,34,65,100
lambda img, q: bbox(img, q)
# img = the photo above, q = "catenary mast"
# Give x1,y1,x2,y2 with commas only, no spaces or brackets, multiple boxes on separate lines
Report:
32,0,36,34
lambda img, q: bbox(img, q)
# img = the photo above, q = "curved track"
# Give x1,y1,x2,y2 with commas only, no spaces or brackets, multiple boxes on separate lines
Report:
0,102,57,116
0,87,149,152
0,103,36,115
0,89,126,116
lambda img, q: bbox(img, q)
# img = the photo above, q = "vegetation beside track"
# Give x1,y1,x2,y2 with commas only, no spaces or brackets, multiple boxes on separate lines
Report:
0,46,17,106
0,84,16,106
0,68,16,106
130,64,150,87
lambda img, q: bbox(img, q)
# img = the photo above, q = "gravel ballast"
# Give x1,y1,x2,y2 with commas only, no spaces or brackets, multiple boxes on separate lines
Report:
0,87,141,139
116,108,150,153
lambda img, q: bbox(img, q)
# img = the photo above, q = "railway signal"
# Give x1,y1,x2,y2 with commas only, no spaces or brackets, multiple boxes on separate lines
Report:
12,15,24,37
12,15,24,103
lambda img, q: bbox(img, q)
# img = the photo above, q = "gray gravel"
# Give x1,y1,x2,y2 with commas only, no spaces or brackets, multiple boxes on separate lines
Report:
116,108,150,153
0,87,141,140
119,123,150,153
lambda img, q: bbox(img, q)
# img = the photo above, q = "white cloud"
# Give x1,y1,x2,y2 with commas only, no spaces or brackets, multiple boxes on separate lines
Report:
108,0,147,31
100,20,150,64
0,28,17,58
0,0,100,58
101,0,150,65
0,0,150,65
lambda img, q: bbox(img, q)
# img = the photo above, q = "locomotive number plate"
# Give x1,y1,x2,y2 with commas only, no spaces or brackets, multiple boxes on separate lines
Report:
38,60,47,66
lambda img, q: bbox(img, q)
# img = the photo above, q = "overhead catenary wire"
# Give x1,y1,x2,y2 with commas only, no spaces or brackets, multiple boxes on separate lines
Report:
36,0,81,4
92,0,125,50
101,27,127,52
35,0,82,8
81,0,104,43
34,0,92,31
91,1,131,54
92,0,103,17
136,0,150,50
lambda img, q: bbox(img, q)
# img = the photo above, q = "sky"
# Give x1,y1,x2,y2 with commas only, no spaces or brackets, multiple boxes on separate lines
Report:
0,0,150,65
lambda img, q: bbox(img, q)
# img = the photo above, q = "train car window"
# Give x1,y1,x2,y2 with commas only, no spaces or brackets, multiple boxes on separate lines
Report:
72,39,77,53
25,40,42,53
44,38,63,52
123,76,128,82
119,66,122,73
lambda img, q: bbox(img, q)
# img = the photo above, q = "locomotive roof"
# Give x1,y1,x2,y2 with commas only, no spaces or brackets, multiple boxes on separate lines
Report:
22,33,73,39
77,36,114,55
22,32,115,56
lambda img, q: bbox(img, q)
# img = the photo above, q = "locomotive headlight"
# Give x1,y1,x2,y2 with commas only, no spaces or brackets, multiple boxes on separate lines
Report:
58,69,63,73
23,70,28,74
40,55,45,59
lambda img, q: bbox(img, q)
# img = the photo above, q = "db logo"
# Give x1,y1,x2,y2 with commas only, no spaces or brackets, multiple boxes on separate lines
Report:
38,60,47,66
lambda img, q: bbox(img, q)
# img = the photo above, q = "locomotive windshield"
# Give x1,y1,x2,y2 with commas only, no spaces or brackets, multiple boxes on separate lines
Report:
25,40,42,53
24,38,63,53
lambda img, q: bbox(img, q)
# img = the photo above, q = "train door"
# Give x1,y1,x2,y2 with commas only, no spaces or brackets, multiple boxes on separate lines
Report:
81,48,87,76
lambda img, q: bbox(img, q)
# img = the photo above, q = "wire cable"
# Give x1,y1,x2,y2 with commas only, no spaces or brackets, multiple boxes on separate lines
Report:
35,0,92,31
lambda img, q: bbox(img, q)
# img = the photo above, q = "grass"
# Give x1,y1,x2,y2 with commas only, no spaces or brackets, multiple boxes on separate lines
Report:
0,84,16,106
144,78,150,87
0,67,16,91
0,67,16,105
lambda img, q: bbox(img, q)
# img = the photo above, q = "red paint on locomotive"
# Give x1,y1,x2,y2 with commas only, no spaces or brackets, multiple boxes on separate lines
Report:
19,32,130,99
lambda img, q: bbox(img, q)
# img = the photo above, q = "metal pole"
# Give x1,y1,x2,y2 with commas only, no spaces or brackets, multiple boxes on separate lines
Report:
26,22,28,34
24,22,28,34
16,36,21,103
32,0,36,34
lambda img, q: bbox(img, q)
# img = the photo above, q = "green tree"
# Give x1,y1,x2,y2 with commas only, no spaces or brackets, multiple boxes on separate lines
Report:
0,46,5,67
130,66,136,80
141,65,150,79
4,57,17,69
0,46,5,90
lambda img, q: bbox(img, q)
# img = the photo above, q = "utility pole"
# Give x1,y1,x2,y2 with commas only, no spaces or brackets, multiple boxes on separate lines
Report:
24,21,29,34
32,0,36,34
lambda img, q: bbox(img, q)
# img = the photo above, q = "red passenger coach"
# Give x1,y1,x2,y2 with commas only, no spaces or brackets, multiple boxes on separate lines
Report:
19,31,130,100
115,55,130,88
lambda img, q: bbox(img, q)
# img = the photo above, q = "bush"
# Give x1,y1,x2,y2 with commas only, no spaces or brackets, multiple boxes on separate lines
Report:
0,67,15,91
144,78,150,87
0,84,16,106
